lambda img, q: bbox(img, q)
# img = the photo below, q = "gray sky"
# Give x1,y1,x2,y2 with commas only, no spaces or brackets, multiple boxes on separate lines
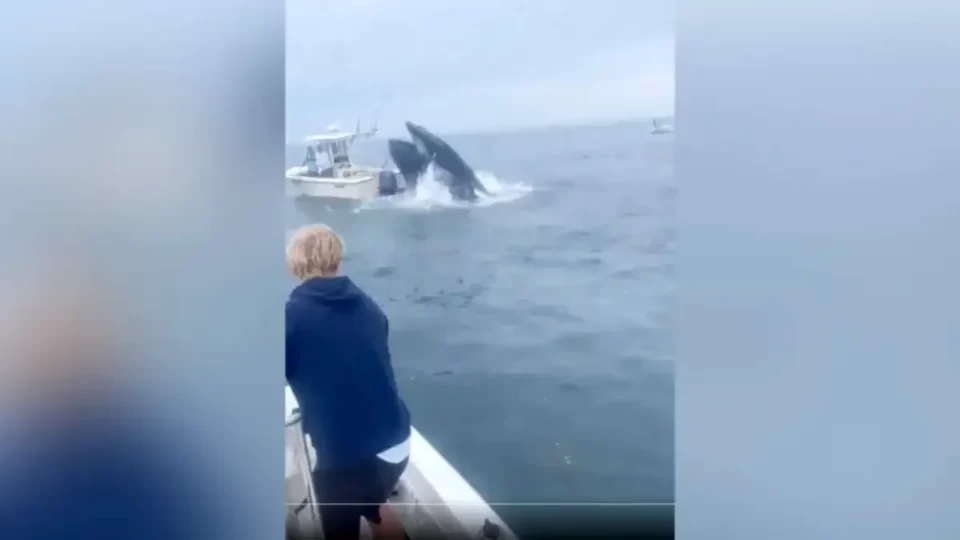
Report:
286,0,674,139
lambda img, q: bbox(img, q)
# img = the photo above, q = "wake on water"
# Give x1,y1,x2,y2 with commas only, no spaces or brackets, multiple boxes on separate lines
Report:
358,163,532,212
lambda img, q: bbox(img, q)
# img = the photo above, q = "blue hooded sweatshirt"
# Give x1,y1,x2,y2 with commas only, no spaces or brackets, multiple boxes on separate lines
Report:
286,276,411,469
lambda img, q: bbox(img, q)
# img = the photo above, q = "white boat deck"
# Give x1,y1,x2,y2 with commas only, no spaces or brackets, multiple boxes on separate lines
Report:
285,387,515,540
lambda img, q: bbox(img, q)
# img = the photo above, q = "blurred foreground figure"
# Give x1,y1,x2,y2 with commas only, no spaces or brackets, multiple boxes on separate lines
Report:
0,275,219,540
286,224,410,540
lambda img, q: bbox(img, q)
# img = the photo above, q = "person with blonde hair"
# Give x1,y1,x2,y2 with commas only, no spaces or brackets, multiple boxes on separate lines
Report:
285,224,410,540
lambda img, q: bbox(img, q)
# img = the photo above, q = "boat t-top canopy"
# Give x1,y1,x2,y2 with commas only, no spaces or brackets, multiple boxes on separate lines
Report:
304,123,377,146
298,123,379,178
304,132,356,145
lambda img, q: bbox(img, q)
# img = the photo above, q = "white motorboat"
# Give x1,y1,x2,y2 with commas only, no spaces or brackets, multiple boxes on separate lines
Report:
286,124,404,201
285,387,515,540
651,118,675,134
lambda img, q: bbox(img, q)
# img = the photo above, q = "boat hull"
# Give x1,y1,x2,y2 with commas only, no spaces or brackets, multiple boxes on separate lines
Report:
286,174,381,201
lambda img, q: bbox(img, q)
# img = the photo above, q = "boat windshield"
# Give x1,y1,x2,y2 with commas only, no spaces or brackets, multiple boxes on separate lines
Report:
302,146,319,173
331,141,351,165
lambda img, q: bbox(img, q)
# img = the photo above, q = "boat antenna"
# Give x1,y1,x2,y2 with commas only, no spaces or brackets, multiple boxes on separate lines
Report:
370,92,388,137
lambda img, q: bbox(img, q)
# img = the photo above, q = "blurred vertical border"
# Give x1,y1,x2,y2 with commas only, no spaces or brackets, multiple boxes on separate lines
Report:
677,0,960,538
0,1,285,539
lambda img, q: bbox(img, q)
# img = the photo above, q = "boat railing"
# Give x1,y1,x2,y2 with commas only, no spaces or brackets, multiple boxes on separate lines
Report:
286,408,321,527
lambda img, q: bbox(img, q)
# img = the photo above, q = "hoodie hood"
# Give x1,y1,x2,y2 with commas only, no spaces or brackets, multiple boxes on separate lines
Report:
290,276,364,306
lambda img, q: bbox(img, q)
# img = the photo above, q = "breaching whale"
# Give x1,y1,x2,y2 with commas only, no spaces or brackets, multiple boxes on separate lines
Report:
388,121,490,201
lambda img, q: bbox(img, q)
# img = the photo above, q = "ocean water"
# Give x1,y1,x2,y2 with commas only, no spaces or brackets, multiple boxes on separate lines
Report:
284,120,674,516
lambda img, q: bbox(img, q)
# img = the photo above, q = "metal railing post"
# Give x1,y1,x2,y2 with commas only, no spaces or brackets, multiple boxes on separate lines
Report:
286,408,320,524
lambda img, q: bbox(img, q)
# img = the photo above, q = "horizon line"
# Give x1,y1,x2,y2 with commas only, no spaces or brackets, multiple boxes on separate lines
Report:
285,115,675,144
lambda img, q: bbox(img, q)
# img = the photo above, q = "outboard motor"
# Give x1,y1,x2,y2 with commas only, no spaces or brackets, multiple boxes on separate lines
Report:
377,170,402,196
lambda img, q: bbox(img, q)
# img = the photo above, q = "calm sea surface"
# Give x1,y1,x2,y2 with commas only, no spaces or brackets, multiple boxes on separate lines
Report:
285,120,674,524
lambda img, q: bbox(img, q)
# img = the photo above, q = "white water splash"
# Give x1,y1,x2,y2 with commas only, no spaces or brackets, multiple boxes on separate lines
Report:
359,163,532,212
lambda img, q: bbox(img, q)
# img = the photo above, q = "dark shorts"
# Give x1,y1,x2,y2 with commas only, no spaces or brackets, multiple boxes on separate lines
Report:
312,456,409,540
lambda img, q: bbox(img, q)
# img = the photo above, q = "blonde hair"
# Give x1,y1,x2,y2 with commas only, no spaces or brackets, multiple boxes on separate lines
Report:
286,224,345,280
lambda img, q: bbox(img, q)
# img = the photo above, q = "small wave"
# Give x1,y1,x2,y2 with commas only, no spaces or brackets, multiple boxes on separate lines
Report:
358,163,532,212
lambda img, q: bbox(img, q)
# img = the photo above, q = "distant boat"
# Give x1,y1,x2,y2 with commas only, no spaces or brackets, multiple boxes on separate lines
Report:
651,118,675,134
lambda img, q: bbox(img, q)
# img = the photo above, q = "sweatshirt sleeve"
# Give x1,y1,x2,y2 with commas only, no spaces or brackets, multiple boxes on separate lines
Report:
285,304,297,382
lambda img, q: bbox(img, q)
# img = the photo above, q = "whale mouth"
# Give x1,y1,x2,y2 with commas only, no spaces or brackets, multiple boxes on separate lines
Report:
413,138,428,157
388,121,487,201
